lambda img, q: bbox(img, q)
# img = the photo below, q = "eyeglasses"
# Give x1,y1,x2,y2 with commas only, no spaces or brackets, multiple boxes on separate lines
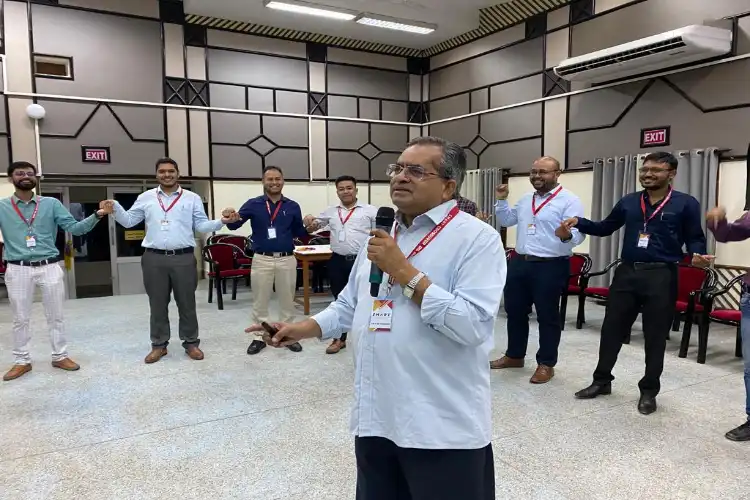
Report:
529,169,558,176
638,167,672,174
386,164,442,181
13,171,36,178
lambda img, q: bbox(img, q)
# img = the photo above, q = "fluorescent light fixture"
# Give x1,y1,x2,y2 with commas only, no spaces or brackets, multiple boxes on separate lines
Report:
264,0,356,21
356,13,436,35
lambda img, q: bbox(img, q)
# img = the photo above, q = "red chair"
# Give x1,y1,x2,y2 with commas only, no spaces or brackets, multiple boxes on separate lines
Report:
202,243,251,310
680,274,743,364
575,259,622,329
505,248,517,260
207,234,226,245
219,235,253,272
559,254,592,330
672,263,715,334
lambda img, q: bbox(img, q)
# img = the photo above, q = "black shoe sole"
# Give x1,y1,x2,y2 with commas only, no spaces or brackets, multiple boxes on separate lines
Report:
247,342,266,355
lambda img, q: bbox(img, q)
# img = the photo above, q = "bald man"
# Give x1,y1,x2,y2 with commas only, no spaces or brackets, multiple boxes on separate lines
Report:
489,157,585,383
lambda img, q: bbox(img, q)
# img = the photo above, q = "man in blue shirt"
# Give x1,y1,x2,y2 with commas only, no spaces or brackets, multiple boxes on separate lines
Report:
228,165,309,354
490,156,585,384
104,158,238,364
1,161,111,381
560,151,713,415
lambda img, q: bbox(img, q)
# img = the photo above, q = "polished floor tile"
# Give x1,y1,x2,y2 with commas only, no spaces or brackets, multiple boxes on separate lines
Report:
0,287,747,499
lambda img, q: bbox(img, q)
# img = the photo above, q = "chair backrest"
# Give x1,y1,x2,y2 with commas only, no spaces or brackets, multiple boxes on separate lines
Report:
206,234,226,245
569,254,592,286
203,243,242,270
505,248,517,260
676,264,712,303
219,235,249,253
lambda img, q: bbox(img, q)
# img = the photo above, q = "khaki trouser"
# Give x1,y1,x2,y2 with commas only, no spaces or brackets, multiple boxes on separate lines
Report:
250,254,298,324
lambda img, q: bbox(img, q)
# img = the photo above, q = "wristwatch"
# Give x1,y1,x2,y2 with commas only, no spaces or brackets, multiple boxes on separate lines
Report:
403,271,426,299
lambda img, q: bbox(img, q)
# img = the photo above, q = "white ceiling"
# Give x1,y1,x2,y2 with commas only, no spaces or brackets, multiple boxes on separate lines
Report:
184,0,511,49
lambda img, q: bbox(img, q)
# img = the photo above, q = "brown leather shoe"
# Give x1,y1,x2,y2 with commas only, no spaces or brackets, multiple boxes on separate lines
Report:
3,364,32,381
489,356,524,370
530,364,554,384
145,347,168,364
326,339,346,354
52,358,80,371
185,344,204,361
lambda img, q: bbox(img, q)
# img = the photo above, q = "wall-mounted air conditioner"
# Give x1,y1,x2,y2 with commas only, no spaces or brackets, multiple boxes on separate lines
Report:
554,25,733,83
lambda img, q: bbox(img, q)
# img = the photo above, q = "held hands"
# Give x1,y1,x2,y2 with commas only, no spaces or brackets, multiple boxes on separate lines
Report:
368,229,410,280
706,206,727,226
97,199,115,217
475,211,490,223
220,207,241,224
555,217,578,240
691,254,715,268
303,215,320,232
495,184,509,200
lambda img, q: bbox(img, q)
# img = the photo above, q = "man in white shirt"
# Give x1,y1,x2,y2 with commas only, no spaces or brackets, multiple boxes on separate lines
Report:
303,175,377,354
489,157,585,384
246,136,506,500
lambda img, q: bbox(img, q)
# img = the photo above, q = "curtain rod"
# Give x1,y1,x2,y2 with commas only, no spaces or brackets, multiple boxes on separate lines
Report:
580,148,731,166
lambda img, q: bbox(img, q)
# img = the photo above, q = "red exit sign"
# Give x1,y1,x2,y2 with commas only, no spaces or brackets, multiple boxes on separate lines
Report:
640,127,671,148
81,146,111,163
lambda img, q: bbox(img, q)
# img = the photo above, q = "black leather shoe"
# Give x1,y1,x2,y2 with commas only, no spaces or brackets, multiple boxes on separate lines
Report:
574,382,612,399
725,421,750,441
638,394,657,415
247,340,266,355
287,342,302,353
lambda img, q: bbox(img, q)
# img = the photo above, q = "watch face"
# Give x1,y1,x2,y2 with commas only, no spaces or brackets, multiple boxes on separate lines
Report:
403,287,414,299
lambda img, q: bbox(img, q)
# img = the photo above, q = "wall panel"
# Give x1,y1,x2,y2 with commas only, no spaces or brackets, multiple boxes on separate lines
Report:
430,24,526,70
327,65,408,100
207,30,306,58
207,49,307,90
59,0,159,18
327,48,406,72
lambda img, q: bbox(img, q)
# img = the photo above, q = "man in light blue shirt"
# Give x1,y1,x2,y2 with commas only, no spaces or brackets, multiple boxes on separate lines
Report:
104,158,237,364
246,137,506,500
1,161,111,382
489,156,585,384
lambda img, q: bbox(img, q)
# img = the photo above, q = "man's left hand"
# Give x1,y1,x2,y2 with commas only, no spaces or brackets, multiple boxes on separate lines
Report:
555,222,572,241
221,208,241,224
367,229,409,278
691,254,715,268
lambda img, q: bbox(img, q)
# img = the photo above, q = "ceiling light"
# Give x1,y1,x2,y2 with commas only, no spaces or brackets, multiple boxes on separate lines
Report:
356,13,436,35
264,0,356,21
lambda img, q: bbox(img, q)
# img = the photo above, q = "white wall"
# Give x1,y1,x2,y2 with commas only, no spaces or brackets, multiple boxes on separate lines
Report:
715,160,749,267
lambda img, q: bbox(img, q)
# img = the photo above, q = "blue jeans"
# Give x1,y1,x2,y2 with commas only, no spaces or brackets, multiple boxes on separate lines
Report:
741,292,750,420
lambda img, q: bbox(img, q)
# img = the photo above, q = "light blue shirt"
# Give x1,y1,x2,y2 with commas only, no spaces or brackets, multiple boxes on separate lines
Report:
495,186,585,257
113,186,223,250
313,200,507,450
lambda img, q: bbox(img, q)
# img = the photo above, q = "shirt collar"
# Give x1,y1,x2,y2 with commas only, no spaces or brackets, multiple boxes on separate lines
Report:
264,194,286,204
337,199,362,210
13,193,38,204
534,185,562,198
157,185,182,196
396,200,457,229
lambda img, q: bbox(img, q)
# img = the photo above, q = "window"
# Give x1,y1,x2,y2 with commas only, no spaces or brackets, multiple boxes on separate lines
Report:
33,55,73,79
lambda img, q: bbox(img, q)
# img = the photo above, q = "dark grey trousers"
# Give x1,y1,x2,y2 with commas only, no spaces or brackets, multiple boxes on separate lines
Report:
141,251,199,348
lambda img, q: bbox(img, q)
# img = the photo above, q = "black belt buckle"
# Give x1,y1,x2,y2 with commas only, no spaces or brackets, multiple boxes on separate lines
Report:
164,249,177,256
345,254,357,262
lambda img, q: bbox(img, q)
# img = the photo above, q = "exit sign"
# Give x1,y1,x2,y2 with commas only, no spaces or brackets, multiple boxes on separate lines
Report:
640,127,671,148
81,146,111,163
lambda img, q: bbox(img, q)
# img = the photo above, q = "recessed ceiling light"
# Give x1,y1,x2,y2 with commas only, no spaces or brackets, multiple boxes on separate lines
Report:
356,13,436,35
264,0,356,21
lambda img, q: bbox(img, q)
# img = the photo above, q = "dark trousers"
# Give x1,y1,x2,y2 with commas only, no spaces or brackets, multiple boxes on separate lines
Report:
141,251,199,348
504,256,570,366
328,253,356,342
593,263,677,396
355,436,495,500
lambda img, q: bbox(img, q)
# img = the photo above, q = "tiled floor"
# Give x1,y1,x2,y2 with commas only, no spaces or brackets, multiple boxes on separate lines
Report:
1,286,748,500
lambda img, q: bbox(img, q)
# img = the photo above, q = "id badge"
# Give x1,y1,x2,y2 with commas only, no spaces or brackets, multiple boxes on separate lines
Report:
160,220,170,231
25,235,36,248
637,232,650,248
369,298,394,332
337,230,347,242
526,223,536,236
268,227,277,240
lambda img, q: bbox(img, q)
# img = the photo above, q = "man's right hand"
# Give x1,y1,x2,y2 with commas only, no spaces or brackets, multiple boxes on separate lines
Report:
99,199,115,211
706,206,727,225
245,319,321,347
495,184,509,200
561,217,579,229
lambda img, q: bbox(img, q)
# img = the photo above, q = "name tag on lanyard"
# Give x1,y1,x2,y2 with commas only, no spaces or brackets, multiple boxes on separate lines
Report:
12,197,40,247
529,186,563,236
267,200,282,240
158,190,183,232
638,189,672,250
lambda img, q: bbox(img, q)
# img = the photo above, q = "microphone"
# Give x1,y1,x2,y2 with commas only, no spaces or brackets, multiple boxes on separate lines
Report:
370,206,396,297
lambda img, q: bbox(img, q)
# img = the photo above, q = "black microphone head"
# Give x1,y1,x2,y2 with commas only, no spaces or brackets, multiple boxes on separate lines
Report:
375,207,395,227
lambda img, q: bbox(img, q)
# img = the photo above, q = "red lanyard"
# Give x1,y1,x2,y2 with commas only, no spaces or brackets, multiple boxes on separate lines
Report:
266,200,282,225
158,189,183,215
388,205,460,286
338,206,356,226
640,188,672,230
11,197,40,229
531,186,563,217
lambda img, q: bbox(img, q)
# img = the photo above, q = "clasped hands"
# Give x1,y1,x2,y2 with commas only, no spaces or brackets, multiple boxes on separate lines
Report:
97,199,115,217
303,214,321,232
221,207,241,224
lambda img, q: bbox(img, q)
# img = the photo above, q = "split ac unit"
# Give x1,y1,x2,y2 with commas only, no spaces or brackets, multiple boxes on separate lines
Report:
554,25,733,83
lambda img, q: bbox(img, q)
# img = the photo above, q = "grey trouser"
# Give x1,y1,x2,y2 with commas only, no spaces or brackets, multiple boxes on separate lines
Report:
141,250,199,348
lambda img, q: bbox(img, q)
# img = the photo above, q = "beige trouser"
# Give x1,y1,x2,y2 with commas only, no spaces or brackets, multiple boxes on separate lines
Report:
250,254,298,325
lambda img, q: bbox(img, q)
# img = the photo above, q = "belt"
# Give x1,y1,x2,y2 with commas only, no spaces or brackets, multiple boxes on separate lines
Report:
516,254,568,262
333,253,357,262
256,251,293,257
623,261,676,270
7,257,61,267
145,247,193,255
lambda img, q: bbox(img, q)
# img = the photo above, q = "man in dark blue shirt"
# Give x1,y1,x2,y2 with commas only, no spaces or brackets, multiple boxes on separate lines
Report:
556,151,712,415
227,165,309,354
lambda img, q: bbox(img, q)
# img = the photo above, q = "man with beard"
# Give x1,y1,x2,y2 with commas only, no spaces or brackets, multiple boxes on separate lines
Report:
1,161,111,381
560,151,713,414
303,175,377,354
103,158,239,364
489,156,585,384
229,165,308,355
246,137,506,500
